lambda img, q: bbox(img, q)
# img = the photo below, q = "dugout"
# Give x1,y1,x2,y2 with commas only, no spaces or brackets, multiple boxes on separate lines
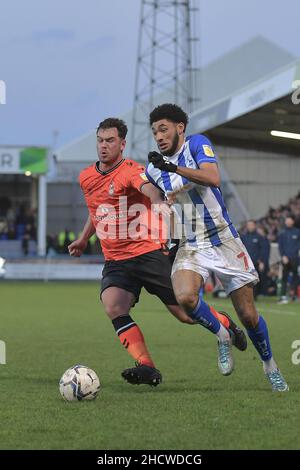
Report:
0,146,48,256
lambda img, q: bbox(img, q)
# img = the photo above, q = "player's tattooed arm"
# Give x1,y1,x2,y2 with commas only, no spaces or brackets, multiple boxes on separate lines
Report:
68,216,95,257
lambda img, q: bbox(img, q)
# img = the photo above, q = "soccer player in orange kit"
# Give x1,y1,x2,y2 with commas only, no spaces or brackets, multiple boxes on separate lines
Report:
69,118,247,386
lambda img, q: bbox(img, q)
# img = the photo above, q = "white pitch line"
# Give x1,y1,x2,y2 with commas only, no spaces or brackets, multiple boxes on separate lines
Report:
214,302,297,316
260,308,296,316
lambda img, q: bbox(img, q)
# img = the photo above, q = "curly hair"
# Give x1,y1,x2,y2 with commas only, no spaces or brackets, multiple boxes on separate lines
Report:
149,103,189,130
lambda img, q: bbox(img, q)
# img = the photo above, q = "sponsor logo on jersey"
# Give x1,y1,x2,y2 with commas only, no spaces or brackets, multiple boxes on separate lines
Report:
202,145,214,157
139,172,149,182
108,182,114,195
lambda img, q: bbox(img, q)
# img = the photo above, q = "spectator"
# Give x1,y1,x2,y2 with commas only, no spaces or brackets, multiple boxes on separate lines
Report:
58,228,75,254
266,264,280,297
22,225,31,256
256,226,271,296
278,215,300,304
0,218,8,239
0,196,11,217
241,220,267,299
46,234,58,257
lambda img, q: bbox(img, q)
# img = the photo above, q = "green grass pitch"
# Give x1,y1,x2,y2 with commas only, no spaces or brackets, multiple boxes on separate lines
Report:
0,281,299,450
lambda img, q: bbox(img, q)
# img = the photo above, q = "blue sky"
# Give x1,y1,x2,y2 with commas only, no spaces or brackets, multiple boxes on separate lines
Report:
0,0,299,148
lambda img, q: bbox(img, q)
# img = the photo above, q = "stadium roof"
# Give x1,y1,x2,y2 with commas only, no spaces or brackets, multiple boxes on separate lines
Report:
56,36,299,163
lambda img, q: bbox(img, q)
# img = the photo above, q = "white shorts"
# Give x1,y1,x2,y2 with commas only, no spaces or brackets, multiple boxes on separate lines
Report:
171,237,259,295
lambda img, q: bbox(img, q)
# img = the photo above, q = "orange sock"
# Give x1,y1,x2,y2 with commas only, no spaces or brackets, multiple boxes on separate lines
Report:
112,315,155,368
209,306,230,329
119,326,155,367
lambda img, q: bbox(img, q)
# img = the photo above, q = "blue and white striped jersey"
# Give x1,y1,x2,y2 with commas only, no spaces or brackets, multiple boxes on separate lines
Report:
146,134,239,249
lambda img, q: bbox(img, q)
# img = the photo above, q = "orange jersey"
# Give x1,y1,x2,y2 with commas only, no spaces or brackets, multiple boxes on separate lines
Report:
79,159,163,261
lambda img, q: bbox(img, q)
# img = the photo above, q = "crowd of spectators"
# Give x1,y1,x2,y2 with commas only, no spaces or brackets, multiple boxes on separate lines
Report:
0,197,37,255
239,191,300,243
238,192,300,301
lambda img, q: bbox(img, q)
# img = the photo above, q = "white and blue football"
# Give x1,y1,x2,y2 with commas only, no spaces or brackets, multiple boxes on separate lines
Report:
59,365,101,401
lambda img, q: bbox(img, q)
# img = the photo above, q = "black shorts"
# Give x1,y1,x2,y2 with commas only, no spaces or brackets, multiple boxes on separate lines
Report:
101,249,178,306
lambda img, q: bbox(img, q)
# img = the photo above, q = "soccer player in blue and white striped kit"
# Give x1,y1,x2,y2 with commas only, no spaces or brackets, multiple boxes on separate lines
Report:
147,103,288,391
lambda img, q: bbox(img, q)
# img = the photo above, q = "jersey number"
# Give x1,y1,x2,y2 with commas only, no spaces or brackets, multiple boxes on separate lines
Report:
237,251,249,270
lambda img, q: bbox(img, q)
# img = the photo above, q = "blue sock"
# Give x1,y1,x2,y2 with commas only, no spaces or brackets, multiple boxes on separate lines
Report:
199,287,204,300
247,315,272,361
190,297,221,334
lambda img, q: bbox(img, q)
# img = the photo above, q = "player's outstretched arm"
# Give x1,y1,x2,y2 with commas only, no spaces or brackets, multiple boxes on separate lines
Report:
140,182,164,203
68,216,95,257
140,183,172,218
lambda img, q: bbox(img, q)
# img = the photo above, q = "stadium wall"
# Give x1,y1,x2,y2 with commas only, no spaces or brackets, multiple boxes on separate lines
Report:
47,182,87,235
216,145,300,219
46,161,89,234
4,261,103,280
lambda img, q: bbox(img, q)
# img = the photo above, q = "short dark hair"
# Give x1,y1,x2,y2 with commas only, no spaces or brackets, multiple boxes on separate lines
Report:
96,118,128,139
149,103,189,130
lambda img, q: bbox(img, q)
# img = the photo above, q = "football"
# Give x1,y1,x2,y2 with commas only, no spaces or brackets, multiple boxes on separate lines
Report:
59,365,101,401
